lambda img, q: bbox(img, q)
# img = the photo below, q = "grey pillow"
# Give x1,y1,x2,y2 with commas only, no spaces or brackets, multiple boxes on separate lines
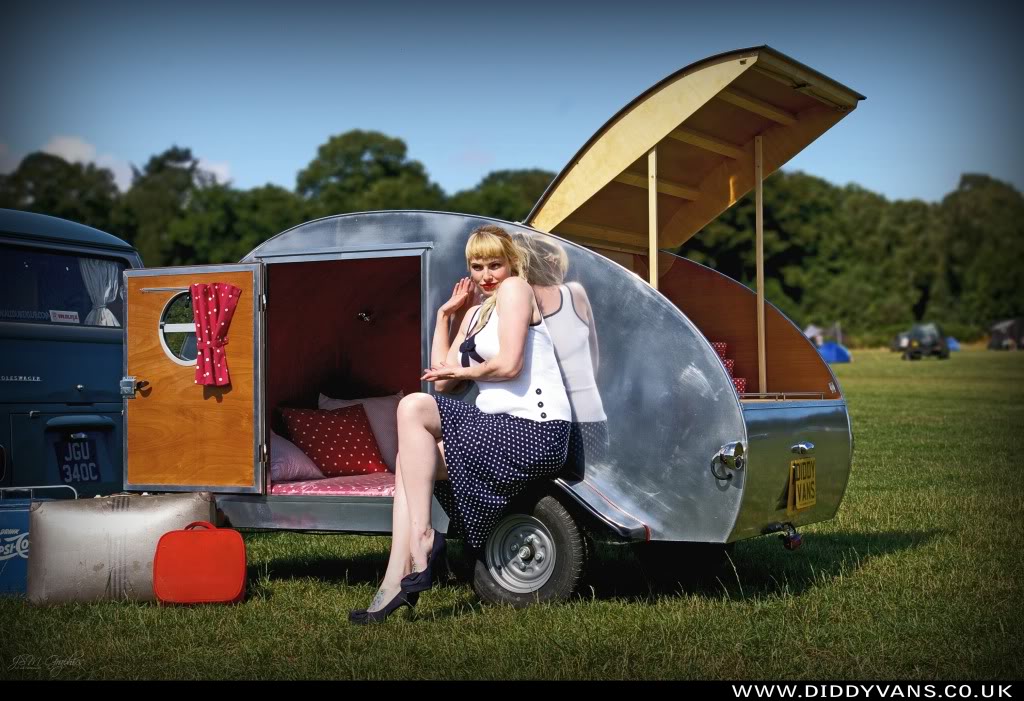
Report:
270,430,325,482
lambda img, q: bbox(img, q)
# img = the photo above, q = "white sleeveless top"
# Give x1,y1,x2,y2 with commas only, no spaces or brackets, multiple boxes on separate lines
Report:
544,285,607,423
463,304,571,422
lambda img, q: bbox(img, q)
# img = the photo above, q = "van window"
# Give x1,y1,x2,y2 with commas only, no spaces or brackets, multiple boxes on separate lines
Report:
0,244,128,327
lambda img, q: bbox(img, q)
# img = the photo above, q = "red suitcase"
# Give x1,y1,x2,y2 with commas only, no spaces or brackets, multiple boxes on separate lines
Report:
153,521,247,604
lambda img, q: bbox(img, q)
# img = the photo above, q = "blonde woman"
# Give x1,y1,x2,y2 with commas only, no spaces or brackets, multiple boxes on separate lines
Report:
350,225,571,624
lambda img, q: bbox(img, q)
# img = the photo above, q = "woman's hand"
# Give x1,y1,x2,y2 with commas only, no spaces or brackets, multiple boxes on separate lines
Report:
421,361,466,383
438,277,474,318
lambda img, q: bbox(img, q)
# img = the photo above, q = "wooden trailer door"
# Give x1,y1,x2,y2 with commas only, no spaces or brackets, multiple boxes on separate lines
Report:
122,265,264,493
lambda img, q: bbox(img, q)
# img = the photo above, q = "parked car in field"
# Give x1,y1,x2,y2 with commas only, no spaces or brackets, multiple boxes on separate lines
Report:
900,323,950,360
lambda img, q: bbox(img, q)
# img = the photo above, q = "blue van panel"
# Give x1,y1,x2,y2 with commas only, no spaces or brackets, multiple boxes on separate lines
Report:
0,210,141,499
0,208,136,252
9,410,122,497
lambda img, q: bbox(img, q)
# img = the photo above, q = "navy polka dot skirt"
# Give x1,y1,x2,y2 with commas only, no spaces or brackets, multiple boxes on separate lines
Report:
433,394,571,549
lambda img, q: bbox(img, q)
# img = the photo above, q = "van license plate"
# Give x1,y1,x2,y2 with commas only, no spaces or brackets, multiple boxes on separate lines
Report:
787,457,816,513
54,439,102,484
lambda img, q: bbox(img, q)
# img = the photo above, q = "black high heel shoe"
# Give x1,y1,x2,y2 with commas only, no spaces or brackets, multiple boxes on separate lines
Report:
348,590,419,625
400,530,447,594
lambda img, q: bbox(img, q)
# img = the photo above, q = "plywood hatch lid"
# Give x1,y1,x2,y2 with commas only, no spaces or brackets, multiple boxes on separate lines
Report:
526,46,865,253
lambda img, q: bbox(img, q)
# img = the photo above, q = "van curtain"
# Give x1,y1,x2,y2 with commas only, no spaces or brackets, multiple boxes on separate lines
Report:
190,282,242,386
78,258,121,327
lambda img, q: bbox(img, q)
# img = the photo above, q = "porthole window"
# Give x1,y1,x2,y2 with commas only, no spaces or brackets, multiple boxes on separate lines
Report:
159,292,197,365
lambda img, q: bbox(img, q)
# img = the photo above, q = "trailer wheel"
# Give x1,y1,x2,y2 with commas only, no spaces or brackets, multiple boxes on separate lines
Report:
473,495,586,607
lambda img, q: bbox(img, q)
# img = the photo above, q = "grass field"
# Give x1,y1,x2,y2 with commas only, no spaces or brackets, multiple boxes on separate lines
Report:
2,348,1022,680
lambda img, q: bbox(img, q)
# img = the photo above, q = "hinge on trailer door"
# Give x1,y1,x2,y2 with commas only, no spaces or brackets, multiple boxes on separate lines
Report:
260,443,268,466
259,293,267,311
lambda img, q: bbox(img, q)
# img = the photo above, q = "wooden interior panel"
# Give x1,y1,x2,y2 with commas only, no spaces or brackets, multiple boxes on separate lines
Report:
683,97,770,147
126,269,256,487
528,47,863,254
661,104,847,249
648,254,841,399
642,138,724,186
731,68,820,115
568,183,687,239
266,257,421,434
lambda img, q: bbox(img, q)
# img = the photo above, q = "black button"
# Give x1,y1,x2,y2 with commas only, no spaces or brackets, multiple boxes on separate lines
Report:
540,412,547,419
538,401,544,408
536,388,542,395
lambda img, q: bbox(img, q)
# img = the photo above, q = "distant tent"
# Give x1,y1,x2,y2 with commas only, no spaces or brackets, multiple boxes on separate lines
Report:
988,318,1023,350
818,341,852,363
946,337,961,352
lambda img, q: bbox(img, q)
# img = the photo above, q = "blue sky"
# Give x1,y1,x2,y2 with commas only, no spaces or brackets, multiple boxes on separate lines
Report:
1,0,1019,203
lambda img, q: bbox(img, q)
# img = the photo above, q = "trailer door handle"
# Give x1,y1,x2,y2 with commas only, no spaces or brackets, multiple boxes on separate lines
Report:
791,442,815,455
121,376,149,399
712,441,745,480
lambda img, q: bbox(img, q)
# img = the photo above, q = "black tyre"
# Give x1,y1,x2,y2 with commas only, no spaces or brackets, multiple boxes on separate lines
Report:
472,495,587,607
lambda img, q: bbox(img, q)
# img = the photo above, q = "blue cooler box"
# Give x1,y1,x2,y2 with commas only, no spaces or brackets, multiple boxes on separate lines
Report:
0,499,34,595
0,488,71,596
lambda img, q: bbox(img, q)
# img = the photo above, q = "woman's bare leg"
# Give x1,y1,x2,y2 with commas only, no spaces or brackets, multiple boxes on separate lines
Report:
364,455,413,612
396,393,444,571
362,395,446,611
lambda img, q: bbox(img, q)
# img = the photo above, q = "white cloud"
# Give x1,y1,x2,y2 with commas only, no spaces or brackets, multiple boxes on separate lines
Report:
95,154,134,192
43,135,97,163
8,136,231,192
199,159,232,185
42,135,133,191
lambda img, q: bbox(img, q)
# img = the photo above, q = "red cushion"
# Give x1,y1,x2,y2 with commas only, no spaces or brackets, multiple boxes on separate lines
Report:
279,405,389,477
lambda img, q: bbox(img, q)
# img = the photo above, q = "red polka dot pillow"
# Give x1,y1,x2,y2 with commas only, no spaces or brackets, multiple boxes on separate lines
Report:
279,405,389,477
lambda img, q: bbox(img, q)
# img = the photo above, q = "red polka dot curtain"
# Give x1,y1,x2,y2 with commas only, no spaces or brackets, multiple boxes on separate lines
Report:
190,282,242,386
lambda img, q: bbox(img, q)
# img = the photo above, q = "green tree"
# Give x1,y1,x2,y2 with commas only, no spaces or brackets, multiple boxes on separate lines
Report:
233,184,308,258
296,130,444,217
0,152,119,232
936,174,1024,325
448,169,556,222
166,183,307,265
114,146,203,267
164,182,237,265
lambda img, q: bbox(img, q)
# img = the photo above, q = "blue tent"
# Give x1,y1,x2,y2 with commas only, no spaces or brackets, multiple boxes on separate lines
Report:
818,341,852,363
947,337,961,351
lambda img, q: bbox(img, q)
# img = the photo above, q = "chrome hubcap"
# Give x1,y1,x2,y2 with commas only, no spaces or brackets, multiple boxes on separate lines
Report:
485,515,556,593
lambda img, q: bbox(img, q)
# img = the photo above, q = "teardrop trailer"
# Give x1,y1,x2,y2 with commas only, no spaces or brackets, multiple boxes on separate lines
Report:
119,46,863,605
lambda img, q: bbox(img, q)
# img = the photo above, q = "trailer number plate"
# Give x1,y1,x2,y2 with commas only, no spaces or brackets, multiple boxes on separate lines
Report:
787,458,816,513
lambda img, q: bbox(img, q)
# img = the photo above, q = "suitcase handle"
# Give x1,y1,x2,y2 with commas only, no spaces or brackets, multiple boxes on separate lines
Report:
184,521,217,531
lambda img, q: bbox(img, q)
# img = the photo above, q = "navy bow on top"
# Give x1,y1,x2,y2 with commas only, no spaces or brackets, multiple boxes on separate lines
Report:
460,334,483,367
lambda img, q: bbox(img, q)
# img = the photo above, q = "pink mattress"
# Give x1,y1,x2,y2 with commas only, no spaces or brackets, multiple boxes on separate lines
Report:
270,472,396,497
